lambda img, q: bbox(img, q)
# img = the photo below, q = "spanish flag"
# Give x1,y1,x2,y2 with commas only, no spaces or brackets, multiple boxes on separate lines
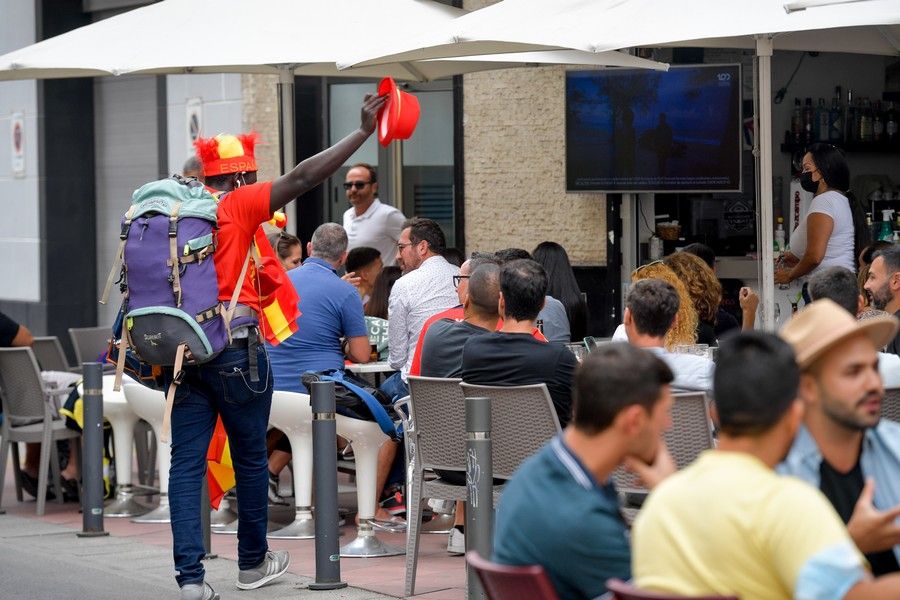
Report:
206,416,234,510
253,222,300,346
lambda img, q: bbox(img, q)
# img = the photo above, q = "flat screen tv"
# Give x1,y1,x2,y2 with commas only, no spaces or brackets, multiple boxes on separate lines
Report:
566,64,742,193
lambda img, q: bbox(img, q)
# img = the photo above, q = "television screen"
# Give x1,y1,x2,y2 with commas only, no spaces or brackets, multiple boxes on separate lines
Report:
566,64,742,193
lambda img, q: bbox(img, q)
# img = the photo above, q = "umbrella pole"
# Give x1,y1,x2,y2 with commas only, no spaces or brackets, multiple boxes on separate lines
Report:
277,64,298,236
755,36,776,331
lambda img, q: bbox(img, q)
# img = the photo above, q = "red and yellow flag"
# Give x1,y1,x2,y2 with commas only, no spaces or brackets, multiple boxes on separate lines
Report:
253,220,300,345
206,416,234,510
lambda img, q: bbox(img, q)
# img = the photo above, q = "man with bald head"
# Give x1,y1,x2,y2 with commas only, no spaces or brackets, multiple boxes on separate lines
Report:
420,262,501,378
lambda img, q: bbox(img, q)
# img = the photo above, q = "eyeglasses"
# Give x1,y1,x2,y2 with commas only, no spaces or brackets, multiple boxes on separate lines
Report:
343,181,371,190
631,259,664,277
453,275,470,289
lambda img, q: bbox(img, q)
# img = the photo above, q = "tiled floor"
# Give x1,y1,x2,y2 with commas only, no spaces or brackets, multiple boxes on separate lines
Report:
0,465,467,599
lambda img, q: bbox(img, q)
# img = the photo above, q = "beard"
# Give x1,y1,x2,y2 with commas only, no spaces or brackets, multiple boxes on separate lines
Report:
869,281,893,311
821,389,882,432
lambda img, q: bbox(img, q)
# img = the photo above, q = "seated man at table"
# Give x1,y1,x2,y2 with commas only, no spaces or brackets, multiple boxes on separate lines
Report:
494,248,570,343
494,343,675,599
266,222,370,502
461,258,577,426
778,299,900,575
623,278,713,393
633,331,900,599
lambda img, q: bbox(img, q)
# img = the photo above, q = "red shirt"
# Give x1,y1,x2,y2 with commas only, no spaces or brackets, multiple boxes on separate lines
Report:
211,181,273,313
408,306,547,377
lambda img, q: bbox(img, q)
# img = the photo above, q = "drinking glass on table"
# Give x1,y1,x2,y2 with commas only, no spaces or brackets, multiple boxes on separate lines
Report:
565,343,588,362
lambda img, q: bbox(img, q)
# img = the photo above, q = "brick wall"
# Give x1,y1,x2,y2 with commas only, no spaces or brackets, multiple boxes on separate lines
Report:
462,0,606,265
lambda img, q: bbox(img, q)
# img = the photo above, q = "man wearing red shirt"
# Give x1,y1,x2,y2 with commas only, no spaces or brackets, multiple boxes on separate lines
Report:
166,94,384,600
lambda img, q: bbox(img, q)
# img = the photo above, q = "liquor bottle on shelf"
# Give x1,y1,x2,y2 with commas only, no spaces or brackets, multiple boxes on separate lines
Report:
873,101,884,144
859,98,873,143
845,88,857,143
815,98,829,142
886,101,898,146
791,97,803,144
803,97,814,144
828,87,843,143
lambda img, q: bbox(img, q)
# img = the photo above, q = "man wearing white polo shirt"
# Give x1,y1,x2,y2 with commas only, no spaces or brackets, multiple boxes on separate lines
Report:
342,163,406,267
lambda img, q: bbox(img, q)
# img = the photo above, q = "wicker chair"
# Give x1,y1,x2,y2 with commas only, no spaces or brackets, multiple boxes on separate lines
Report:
31,336,73,372
0,347,80,515
467,550,559,600
67,326,111,366
612,392,714,504
883,388,900,423
606,579,738,600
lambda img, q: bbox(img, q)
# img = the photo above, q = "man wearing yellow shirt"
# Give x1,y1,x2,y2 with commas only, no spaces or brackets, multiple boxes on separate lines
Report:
632,331,900,599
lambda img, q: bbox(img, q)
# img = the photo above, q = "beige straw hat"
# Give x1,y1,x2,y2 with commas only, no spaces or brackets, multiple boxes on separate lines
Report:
779,299,898,369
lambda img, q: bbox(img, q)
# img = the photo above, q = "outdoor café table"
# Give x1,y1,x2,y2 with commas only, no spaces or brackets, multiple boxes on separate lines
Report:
345,360,395,386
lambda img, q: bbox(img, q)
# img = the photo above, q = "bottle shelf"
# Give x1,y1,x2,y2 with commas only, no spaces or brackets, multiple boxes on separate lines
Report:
780,141,900,154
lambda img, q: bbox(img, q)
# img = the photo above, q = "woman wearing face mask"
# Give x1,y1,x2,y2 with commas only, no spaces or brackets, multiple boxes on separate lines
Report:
774,143,855,287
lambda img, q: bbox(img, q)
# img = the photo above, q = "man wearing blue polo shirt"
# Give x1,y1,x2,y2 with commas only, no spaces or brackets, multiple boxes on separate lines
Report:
266,223,371,500
493,343,676,599
268,222,371,390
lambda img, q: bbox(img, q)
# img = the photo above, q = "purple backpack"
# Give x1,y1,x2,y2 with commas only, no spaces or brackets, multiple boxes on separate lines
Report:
100,176,252,437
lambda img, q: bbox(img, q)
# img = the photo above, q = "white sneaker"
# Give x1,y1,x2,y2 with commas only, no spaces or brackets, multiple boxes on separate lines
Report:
447,528,465,556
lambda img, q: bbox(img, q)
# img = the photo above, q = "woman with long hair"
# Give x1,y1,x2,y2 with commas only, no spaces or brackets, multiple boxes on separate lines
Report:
365,266,402,320
628,261,699,349
775,143,855,286
532,241,588,342
663,252,721,346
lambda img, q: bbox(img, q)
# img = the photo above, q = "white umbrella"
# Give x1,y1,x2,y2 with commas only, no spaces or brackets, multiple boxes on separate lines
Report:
343,0,900,331
0,0,665,230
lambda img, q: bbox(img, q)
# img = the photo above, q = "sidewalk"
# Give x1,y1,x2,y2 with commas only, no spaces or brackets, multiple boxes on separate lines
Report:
0,472,467,599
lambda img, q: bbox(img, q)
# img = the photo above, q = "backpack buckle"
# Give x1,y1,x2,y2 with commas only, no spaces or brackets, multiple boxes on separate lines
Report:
172,369,185,385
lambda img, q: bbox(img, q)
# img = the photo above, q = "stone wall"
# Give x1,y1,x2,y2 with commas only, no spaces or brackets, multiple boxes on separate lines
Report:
241,73,280,183
462,0,606,265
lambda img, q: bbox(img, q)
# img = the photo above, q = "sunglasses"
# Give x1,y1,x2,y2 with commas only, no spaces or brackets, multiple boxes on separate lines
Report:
631,259,665,277
343,180,372,190
453,275,470,289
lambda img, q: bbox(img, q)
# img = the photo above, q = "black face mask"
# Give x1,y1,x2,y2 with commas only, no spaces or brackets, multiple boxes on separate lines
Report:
800,171,819,194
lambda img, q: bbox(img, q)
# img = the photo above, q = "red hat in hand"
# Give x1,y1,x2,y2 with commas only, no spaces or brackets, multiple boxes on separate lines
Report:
376,77,421,147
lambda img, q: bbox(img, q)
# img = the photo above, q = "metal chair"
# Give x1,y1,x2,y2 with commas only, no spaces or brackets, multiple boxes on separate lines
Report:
612,392,714,503
606,579,738,600
467,550,559,600
31,336,72,372
0,347,80,515
67,326,111,366
883,388,900,423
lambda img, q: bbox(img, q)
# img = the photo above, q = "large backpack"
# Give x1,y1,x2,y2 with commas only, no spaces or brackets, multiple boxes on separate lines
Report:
101,175,252,439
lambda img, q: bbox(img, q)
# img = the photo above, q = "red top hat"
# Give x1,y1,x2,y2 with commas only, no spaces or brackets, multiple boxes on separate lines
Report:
377,77,421,147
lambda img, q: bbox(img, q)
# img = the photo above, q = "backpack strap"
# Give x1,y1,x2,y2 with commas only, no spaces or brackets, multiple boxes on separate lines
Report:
160,342,187,444
100,205,136,305
112,336,128,392
222,244,254,342
168,202,183,307
319,371,399,439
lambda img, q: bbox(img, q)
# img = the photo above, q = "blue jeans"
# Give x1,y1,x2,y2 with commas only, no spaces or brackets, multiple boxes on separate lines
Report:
379,371,409,402
165,344,272,587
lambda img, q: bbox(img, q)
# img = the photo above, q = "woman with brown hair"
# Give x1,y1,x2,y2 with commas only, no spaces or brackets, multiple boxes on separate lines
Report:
612,260,699,349
664,251,722,346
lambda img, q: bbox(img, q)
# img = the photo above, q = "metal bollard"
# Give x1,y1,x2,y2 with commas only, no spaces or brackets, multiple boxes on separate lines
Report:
465,396,493,600
308,381,347,591
77,362,108,537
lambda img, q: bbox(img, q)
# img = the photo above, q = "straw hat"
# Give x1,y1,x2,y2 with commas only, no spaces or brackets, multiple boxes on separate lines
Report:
779,299,898,369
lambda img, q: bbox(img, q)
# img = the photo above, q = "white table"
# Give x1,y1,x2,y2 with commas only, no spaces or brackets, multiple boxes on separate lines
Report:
345,361,395,385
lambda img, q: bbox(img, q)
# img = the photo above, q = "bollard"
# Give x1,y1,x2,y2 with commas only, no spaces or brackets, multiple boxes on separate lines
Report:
308,381,347,591
200,477,217,559
77,362,109,537
465,396,494,600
